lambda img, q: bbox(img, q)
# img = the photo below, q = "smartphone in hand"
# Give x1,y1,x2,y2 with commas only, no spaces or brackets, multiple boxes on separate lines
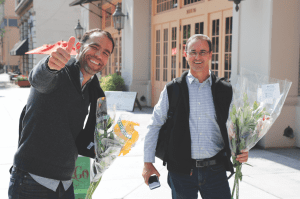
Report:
148,175,161,190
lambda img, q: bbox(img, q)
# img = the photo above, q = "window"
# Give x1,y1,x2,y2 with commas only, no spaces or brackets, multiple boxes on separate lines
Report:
112,36,122,74
2,19,18,27
163,29,168,81
119,37,122,73
195,22,204,34
298,65,300,96
105,8,111,28
171,27,177,79
156,30,161,81
102,61,107,76
157,0,177,13
298,48,300,95
224,17,233,79
114,38,118,73
108,55,111,74
184,0,202,6
211,19,219,77
182,24,191,72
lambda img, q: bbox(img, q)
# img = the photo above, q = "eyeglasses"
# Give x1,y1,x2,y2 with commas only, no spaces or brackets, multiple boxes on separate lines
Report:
187,51,209,57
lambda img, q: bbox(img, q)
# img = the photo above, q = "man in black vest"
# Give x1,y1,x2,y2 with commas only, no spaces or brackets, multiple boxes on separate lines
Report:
143,34,248,199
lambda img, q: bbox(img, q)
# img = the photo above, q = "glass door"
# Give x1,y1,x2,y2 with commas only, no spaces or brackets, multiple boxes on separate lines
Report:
181,16,205,75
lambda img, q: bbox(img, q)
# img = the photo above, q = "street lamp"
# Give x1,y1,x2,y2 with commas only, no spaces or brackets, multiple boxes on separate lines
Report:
74,20,84,41
228,0,244,12
112,2,128,35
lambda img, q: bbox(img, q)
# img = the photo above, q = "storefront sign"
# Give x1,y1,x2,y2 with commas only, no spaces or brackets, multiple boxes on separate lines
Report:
187,8,196,14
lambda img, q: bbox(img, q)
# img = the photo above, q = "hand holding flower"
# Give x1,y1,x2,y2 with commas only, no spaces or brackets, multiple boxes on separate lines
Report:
236,150,248,163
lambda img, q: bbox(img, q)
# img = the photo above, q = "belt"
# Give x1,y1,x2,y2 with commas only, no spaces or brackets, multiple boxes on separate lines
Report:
191,158,220,167
191,149,227,168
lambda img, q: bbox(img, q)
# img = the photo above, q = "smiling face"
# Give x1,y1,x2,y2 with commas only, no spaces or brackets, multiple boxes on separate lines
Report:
76,32,113,76
184,38,212,75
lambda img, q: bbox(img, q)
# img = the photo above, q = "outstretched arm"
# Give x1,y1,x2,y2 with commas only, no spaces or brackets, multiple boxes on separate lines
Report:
29,37,75,93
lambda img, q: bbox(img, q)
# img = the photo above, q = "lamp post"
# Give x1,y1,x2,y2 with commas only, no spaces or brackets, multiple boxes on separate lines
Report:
112,2,128,35
74,20,84,41
229,0,244,12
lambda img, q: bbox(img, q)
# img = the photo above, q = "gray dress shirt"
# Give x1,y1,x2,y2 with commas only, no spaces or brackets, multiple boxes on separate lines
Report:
144,70,225,163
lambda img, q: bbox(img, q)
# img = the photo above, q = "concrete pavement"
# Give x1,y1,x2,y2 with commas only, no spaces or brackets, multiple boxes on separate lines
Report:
1,83,300,199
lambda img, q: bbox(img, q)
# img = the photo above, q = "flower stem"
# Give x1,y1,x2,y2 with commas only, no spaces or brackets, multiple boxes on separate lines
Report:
85,177,102,199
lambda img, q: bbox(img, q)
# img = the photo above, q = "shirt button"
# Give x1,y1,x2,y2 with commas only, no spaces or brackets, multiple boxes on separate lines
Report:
200,133,202,135
199,117,201,120
198,102,201,105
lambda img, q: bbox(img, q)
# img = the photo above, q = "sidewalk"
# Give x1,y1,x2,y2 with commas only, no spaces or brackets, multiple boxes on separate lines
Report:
93,108,300,199
1,85,300,199
0,73,10,87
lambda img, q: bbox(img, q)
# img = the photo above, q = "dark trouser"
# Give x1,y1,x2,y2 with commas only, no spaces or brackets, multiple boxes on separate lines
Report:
167,163,231,199
8,167,75,199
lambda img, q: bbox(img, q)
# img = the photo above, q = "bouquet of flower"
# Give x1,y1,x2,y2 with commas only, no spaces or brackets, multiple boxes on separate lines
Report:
227,69,292,199
85,97,140,199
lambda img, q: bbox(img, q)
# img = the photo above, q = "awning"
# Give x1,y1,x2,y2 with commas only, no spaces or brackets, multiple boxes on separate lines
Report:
10,39,28,56
69,0,99,6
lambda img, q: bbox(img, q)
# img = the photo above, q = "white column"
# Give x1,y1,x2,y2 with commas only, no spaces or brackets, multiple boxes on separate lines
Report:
122,0,152,107
231,0,300,148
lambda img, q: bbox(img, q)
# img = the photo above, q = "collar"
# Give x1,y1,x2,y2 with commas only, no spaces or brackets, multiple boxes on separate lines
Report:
187,70,212,86
65,58,103,97
79,70,94,88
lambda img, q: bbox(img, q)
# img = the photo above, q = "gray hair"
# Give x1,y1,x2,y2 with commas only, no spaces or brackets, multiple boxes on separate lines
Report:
185,34,212,52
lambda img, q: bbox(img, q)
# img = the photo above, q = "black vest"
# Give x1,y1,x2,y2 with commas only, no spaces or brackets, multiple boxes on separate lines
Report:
166,71,234,174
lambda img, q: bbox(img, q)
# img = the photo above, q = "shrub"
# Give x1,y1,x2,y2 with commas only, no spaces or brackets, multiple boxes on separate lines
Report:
17,75,28,81
100,73,125,92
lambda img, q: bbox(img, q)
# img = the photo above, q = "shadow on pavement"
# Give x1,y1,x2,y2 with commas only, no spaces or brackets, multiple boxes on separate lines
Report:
250,147,300,171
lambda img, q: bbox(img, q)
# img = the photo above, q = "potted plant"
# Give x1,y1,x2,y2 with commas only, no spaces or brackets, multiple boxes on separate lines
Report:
16,75,30,87
99,73,125,92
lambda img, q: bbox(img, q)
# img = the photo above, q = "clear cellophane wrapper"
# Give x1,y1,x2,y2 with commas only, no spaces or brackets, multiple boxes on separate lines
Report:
91,98,140,183
227,68,292,156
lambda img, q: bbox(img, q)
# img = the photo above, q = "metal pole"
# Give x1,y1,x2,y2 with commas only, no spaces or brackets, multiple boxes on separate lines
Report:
7,17,9,72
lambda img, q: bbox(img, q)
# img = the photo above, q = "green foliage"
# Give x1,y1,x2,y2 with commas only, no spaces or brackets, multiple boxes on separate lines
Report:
99,73,125,92
0,28,5,38
17,75,28,81
253,101,259,111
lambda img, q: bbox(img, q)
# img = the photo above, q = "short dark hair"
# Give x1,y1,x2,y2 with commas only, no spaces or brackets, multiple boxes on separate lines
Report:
185,34,212,52
80,28,115,54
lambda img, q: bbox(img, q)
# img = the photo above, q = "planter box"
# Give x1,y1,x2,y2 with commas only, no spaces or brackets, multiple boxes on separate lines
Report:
18,80,31,87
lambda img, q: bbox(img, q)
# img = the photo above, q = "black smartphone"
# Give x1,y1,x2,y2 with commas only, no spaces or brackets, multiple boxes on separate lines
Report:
148,175,161,190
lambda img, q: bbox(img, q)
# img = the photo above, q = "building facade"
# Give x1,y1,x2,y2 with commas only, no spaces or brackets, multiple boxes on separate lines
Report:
0,0,20,73
74,0,233,107
150,0,233,106
101,0,122,76
13,0,34,75
230,0,300,149
74,0,300,148
11,0,81,75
